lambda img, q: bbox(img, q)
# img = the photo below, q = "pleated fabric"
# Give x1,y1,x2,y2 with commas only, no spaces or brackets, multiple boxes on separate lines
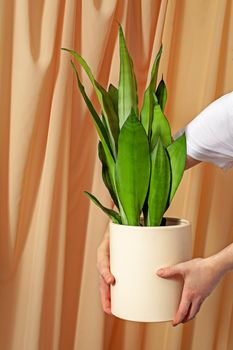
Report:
0,0,233,349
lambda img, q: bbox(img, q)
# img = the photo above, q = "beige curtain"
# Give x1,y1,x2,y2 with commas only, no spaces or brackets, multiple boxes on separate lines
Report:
0,0,233,349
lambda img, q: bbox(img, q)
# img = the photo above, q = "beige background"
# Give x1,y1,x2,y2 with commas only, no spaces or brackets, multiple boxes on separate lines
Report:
0,0,233,349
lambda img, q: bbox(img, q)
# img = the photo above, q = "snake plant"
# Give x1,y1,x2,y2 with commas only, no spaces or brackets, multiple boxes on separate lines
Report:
62,24,186,226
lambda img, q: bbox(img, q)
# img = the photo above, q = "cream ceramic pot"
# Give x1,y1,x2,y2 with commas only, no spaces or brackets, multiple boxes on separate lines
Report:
109,217,192,323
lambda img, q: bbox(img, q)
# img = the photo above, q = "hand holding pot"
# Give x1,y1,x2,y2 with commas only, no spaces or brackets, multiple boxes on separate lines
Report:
156,257,225,326
97,229,115,315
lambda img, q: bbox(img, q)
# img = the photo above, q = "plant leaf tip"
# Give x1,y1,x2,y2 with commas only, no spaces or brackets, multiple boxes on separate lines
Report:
115,18,121,27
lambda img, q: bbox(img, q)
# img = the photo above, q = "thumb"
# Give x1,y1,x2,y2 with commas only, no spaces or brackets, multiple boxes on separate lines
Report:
156,265,182,278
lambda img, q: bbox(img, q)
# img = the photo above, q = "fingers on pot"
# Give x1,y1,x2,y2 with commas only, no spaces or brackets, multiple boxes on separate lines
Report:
182,298,203,323
99,277,112,315
173,293,191,326
99,267,115,285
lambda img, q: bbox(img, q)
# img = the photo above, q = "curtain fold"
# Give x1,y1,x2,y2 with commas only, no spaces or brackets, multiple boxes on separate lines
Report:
0,0,233,349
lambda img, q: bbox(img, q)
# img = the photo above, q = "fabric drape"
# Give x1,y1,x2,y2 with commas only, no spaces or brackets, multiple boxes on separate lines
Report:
0,0,233,349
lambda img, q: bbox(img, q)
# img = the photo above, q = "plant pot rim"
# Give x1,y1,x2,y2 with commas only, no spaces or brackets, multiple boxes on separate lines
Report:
110,216,190,229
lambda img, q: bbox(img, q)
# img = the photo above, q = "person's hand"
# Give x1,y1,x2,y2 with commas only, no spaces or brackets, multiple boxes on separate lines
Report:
96,228,115,315
156,257,225,326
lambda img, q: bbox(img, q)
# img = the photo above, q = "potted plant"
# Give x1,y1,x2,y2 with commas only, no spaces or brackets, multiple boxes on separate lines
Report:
62,24,192,323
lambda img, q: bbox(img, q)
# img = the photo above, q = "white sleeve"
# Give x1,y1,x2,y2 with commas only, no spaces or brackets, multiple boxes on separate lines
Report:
174,91,233,171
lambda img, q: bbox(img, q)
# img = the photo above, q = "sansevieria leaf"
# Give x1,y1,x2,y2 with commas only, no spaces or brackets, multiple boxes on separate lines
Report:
99,121,128,224
151,93,172,150
84,191,121,224
101,114,109,135
108,84,118,114
69,61,127,225
70,61,115,187
95,81,120,154
63,27,187,226
147,138,171,226
118,25,139,128
98,141,119,209
167,133,186,203
115,110,150,225
141,44,162,139
156,76,167,112
62,48,119,158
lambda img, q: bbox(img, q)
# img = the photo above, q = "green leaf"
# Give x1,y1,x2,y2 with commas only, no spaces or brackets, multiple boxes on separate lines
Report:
118,25,139,128
101,114,109,134
95,81,119,155
84,191,121,224
156,76,167,112
141,44,163,139
70,61,115,187
108,84,118,114
98,122,127,224
151,93,172,150
142,192,149,226
62,48,119,158
167,133,186,203
98,141,119,209
62,48,95,84
147,138,171,226
115,110,150,225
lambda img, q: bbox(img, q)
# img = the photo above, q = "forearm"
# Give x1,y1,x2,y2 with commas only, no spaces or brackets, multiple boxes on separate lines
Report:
209,243,233,275
185,155,201,170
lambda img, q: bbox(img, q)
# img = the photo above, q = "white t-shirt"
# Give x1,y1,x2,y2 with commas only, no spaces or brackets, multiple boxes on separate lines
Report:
175,91,233,171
